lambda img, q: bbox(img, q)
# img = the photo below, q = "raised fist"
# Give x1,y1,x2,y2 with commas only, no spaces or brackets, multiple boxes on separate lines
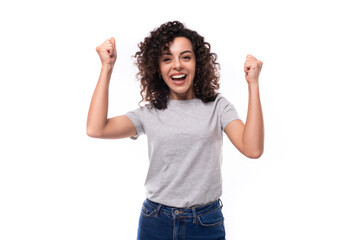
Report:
95,37,117,67
244,54,263,84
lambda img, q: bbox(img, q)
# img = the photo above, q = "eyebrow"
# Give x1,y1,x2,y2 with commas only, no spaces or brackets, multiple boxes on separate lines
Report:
162,50,193,56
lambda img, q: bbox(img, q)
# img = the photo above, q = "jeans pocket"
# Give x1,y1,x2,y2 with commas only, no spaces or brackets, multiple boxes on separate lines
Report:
141,200,156,218
198,207,224,227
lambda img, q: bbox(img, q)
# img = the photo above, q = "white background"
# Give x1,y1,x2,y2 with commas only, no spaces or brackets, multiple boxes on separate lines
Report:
1,0,359,239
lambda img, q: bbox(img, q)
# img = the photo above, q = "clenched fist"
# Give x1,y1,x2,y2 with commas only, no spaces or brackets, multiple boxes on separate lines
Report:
244,54,263,84
96,37,117,67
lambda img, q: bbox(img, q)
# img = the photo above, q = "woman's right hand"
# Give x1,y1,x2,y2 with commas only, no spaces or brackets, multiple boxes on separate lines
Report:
95,37,117,67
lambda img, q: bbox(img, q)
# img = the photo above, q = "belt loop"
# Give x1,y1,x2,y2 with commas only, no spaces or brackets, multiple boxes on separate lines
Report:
192,207,197,223
219,198,223,208
155,203,162,217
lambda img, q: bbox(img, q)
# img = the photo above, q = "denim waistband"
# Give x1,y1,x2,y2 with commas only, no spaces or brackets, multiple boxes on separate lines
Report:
145,198,223,219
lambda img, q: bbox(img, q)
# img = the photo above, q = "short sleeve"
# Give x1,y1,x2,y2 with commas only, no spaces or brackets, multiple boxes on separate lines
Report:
125,108,145,140
218,96,241,131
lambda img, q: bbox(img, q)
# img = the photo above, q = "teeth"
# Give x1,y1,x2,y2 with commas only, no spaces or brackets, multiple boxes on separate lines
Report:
171,74,186,79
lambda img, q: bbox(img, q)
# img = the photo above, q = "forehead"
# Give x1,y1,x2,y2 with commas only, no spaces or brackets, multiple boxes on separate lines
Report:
163,37,193,53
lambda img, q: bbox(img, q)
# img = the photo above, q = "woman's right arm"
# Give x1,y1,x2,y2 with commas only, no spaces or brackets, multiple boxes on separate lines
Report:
86,37,136,139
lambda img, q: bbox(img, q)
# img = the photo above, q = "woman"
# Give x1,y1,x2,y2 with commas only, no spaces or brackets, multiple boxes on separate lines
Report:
87,21,264,240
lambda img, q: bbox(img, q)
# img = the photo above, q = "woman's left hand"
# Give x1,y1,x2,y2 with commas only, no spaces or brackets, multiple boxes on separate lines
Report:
244,54,263,84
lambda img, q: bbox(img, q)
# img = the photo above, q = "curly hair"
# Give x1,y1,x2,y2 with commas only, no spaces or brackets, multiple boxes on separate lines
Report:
134,21,220,109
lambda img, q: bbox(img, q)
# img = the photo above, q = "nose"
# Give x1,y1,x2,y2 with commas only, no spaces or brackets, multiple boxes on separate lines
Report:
173,58,183,70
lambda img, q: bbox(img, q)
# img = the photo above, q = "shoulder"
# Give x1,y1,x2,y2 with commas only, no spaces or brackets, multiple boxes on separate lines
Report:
126,102,158,121
130,102,155,113
213,93,233,109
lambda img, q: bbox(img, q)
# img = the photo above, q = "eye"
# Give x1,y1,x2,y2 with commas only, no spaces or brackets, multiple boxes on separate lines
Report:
182,56,191,60
163,58,171,62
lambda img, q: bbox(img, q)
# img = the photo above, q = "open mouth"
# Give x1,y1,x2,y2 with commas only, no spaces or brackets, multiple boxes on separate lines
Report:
170,74,187,85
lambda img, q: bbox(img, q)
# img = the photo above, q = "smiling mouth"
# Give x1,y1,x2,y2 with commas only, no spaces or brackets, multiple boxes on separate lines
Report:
170,74,187,85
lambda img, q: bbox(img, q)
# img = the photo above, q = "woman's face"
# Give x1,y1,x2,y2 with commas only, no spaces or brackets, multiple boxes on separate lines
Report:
159,37,196,100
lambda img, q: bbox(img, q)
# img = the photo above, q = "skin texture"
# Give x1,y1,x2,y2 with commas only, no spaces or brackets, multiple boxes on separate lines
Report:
224,54,264,158
159,37,196,100
87,37,137,139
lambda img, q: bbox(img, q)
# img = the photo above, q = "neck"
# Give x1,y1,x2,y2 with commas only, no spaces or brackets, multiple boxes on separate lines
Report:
169,91,196,100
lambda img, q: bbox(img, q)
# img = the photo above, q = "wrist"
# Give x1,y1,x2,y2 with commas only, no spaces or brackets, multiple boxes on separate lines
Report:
247,81,259,88
101,64,114,72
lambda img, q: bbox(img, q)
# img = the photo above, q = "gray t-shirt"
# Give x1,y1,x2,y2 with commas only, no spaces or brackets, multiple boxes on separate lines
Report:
125,93,240,208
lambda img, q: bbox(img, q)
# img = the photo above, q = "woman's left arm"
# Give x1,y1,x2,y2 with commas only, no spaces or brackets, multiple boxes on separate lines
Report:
224,54,264,159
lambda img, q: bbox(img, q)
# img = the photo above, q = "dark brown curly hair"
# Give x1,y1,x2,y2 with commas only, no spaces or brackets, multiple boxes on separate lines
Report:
134,21,220,109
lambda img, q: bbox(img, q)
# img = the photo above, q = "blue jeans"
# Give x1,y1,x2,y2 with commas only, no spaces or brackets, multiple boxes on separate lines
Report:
137,198,226,240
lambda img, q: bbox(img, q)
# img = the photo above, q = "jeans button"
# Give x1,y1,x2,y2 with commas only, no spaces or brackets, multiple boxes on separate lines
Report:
174,210,179,215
